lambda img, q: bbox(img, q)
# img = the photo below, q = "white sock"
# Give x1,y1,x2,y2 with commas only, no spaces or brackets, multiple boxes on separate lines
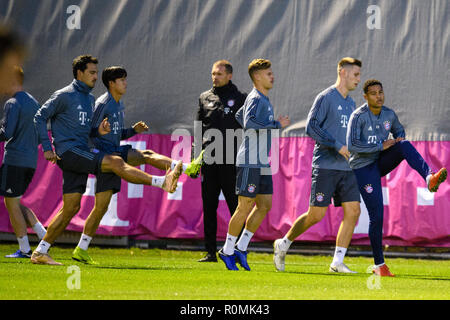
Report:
426,174,432,186
223,233,238,255
32,222,47,239
17,235,31,253
77,233,92,251
171,160,188,173
36,240,51,254
151,175,165,188
236,229,254,252
375,262,385,268
278,236,293,252
332,246,347,265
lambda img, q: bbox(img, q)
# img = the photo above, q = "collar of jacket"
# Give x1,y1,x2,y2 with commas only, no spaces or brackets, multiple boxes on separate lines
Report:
211,81,235,96
72,79,93,94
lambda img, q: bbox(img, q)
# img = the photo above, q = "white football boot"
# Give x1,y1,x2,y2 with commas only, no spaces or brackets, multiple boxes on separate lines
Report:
329,262,357,273
273,239,287,272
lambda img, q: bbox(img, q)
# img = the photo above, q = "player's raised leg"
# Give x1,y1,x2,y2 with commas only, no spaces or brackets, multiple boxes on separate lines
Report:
100,154,182,193
126,148,198,178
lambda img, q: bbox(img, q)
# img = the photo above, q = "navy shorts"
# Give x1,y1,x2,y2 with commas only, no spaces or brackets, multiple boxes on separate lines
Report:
235,166,273,198
0,164,35,197
309,168,360,207
57,146,105,194
95,145,132,194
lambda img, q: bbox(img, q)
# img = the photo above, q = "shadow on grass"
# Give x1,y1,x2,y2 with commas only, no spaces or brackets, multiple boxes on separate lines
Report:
0,259,193,272
92,265,193,271
283,270,450,281
283,270,368,278
393,274,450,281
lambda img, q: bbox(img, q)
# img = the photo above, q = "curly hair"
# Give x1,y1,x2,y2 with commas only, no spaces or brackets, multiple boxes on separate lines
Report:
363,79,383,94
72,54,98,78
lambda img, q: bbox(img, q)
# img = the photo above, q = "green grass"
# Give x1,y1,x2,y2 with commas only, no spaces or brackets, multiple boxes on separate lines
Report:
0,243,449,300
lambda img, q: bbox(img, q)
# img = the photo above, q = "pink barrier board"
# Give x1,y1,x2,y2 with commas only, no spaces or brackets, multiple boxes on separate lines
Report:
0,135,449,247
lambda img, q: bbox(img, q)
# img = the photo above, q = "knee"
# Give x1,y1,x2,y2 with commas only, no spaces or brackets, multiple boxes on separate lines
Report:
346,206,361,222
257,200,272,214
397,140,413,151
236,198,254,213
70,203,81,214
142,150,155,158
255,195,272,213
307,207,326,224
93,202,109,216
134,149,150,163
61,204,81,222
105,155,126,170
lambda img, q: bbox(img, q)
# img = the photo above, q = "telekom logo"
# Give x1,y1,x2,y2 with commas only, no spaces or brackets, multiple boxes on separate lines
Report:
79,111,88,125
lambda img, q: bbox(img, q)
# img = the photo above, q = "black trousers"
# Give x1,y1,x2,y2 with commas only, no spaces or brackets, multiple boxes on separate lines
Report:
201,164,238,255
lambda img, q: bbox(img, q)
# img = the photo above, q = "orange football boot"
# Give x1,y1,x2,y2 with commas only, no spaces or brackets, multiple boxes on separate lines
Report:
428,168,447,192
373,264,395,277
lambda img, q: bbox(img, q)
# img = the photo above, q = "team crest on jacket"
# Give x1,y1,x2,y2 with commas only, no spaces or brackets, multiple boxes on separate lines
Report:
383,121,391,131
364,184,373,194
315,192,325,202
247,184,256,193
227,99,235,107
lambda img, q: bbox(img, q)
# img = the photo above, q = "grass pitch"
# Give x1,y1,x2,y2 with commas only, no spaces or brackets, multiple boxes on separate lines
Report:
0,243,449,300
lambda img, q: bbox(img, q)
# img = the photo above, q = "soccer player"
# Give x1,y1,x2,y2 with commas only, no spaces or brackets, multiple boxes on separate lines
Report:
0,26,26,95
195,60,247,262
347,79,447,276
72,66,200,264
218,59,290,271
31,55,183,265
1,66,47,258
273,57,362,273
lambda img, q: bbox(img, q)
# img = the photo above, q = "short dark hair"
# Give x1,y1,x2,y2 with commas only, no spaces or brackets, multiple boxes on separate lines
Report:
248,58,271,81
72,54,98,78
102,66,127,89
213,60,233,74
363,79,383,94
337,57,362,73
0,25,26,63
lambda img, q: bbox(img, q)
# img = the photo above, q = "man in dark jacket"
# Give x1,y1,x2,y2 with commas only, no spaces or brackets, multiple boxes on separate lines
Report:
195,60,246,262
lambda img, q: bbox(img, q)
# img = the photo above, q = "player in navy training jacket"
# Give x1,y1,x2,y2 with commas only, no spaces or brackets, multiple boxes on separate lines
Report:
347,79,447,276
0,66,47,259
274,57,362,273
219,59,290,271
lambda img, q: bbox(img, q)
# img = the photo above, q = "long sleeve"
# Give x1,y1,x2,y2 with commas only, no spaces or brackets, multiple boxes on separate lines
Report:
34,92,62,152
195,98,204,122
306,95,341,150
90,101,107,138
121,127,136,140
391,111,405,139
0,101,19,142
242,98,281,130
347,111,383,153
235,105,244,127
